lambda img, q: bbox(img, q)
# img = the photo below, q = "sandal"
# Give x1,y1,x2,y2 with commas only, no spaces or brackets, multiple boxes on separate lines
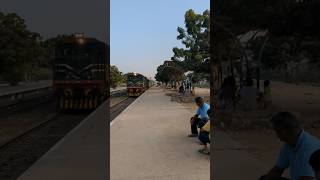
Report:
198,148,210,155
188,134,198,137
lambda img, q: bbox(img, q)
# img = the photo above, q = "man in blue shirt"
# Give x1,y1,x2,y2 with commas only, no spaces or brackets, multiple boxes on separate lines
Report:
260,112,320,180
188,96,210,137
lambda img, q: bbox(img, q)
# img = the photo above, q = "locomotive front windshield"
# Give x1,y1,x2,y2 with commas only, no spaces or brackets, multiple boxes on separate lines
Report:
54,40,106,81
127,74,144,87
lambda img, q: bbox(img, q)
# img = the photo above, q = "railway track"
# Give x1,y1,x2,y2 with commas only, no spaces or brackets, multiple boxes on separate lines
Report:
110,97,136,121
0,94,136,179
0,112,89,180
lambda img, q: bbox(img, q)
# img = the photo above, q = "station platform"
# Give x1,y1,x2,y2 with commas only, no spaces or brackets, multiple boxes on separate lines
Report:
111,87,268,180
0,80,51,96
18,86,269,180
212,131,268,179
110,87,126,92
111,87,210,180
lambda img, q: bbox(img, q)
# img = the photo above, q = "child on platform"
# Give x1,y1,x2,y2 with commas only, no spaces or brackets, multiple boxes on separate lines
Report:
198,109,212,155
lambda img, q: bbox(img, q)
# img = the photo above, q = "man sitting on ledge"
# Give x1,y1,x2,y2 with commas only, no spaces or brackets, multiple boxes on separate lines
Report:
260,112,320,180
188,97,210,137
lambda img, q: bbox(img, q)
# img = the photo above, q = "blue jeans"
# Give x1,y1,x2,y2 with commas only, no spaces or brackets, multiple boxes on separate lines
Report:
199,132,210,145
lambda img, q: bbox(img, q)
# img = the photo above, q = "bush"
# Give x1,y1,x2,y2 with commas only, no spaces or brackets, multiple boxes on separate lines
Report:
33,68,52,80
1,67,24,85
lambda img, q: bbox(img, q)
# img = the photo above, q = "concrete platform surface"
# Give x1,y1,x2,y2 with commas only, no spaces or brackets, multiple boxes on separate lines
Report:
111,87,210,180
18,101,108,180
0,80,51,96
212,130,269,179
110,87,126,92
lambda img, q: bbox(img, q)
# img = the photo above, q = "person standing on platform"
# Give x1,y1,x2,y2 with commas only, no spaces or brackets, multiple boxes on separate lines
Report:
258,80,272,109
185,81,190,96
179,84,184,95
239,78,258,110
263,80,272,108
182,81,186,96
188,97,210,137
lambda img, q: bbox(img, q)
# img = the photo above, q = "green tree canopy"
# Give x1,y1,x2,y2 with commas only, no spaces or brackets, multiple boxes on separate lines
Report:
171,9,210,74
0,12,49,85
110,65,125,88
214,0,320,79
154,62,185,84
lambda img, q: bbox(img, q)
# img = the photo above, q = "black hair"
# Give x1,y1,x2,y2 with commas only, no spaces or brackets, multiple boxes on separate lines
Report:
309,149,320,170
270,112,300,130
264,80,270,87
195,96,203,103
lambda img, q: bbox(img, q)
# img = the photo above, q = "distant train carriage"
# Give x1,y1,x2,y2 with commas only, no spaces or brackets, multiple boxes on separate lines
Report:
53,33,108,110
126,73,147,97
144,78,150,89
148,79,154,88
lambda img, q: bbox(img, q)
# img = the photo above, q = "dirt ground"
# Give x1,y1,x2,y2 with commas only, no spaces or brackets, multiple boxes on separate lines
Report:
165,82,320,167
165,87,210,113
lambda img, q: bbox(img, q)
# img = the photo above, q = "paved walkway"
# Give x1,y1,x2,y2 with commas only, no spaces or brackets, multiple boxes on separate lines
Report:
110,87,126,92
0,80,51,96
111,87,210,180
111,87,269,180
212,130,269,179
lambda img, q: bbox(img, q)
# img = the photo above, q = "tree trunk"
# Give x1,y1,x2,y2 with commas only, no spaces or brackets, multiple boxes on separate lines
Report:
257,67,260,91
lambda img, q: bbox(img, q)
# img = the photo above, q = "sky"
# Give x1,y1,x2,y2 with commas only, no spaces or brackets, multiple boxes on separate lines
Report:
0,0,109,43
0,0,210,79
111,0,209,79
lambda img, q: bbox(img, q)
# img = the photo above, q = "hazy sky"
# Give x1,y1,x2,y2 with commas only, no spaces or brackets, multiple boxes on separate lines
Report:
0,0,109,43
0,0,210,79
111,0,209,79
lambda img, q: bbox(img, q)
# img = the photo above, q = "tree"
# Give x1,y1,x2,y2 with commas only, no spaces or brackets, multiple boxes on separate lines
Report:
110,65,125,88
214,0,320,83
154,65,164,82
154,63,185,86
0,12,50,85
171,9,210,75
